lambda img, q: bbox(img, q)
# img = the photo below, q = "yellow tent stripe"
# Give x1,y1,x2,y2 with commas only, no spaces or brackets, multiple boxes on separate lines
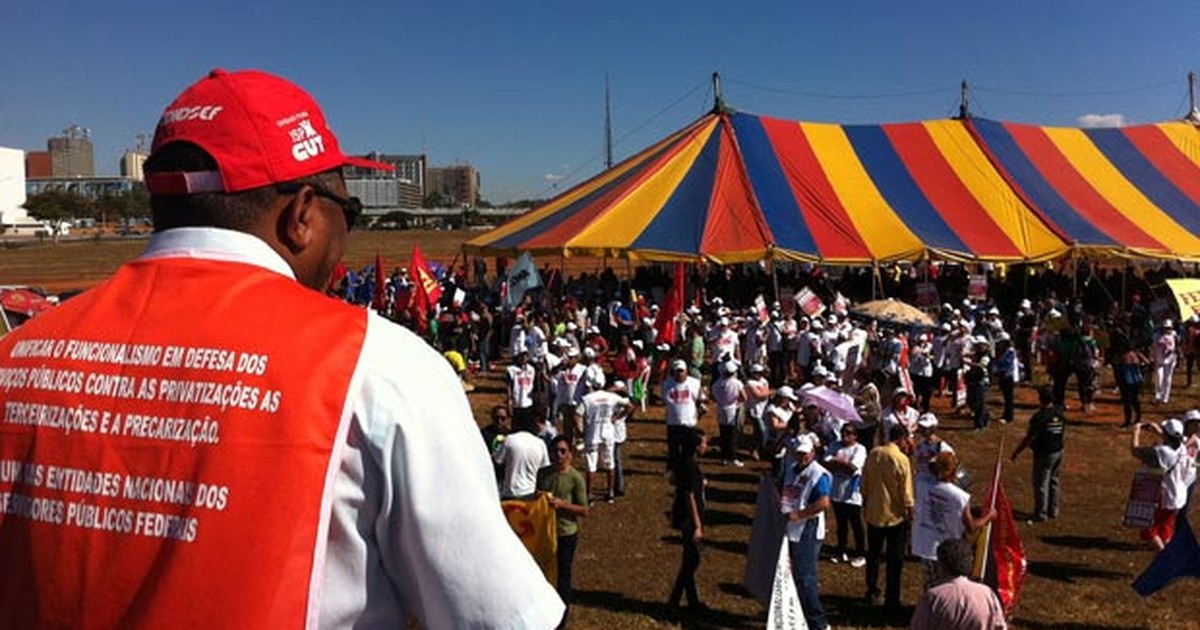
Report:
1043,127,1200,255
801,122,923,260
567,118,720,249
1156,122,1200,167
923,121,1067,259
465,121,701,247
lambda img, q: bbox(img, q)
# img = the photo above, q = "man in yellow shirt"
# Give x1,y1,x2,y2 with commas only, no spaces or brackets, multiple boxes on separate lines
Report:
861,423,915,612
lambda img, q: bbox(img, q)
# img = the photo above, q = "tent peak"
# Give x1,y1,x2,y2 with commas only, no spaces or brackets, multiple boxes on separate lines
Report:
711,71,733,114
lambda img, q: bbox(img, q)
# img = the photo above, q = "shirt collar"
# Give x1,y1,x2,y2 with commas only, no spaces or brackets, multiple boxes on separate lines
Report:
139,227,296,280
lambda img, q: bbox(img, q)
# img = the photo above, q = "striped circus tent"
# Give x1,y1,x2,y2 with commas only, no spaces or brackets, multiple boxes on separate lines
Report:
466,109,1200,264
968,119,1200,260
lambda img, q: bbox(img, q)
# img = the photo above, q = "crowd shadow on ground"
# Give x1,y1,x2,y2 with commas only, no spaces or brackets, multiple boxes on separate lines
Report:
573,589,760,629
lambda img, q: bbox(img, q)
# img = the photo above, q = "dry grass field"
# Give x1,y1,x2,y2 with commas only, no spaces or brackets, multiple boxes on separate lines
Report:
3,230,1200,629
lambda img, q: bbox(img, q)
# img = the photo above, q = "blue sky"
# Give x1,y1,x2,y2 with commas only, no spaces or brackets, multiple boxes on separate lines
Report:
4,1,1200,203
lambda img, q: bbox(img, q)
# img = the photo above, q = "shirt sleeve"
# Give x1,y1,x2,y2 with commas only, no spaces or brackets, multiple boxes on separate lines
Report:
353,316,564,629
808,473,832,503
571,472,589,508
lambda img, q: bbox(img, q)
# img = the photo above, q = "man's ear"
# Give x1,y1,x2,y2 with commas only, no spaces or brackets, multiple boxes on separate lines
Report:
277,185,321,254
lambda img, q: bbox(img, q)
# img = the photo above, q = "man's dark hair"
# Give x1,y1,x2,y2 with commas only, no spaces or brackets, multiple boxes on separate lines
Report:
887,423,910,444
144,142,342,232
936,538,975,578
1037,386,1053,405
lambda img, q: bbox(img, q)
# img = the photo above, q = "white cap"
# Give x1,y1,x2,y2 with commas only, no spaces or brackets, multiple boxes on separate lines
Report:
554,338,571,348
671,359,688,371
611,380,628,392
722,360,739,375
827,315,838,324
811,365,830,379
657,342,672,352
1185,409,1200,422
719,316,731,326
650,304,660,311
1020,299,1032,309
686,305,701,314
1047,309,1062,318
917,413,939,429
1163,419,1185,437
1162,319,1174,329
940,322,952,332
988,307,1000,316
750,364,766,373
566,322,578,330
567,347,581,358
583,347,597,359
811,319,824,330
631,339,644,350
793,434,817,454
892,386,910,399
777,386,799,402
712,297,724,305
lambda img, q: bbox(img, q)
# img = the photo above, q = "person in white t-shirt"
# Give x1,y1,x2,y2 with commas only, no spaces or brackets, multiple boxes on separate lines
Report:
506,350,538,425
495,417,552,500
824,424,868,567
913,452,994,584
510,316,529,360
745,364,773,460
712,360,747,467
1132,419,1191,549
663,359,705,473
880,387,920,445
577,381,632,502
555,347,586,442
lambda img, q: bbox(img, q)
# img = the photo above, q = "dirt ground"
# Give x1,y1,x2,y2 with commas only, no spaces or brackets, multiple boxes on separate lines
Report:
3,230,1200,629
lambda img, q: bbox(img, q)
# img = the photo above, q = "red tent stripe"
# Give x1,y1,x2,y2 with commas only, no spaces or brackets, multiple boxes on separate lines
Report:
699,123,776,256
884,123,1022,257
1123,126,1200,209
522,122,714,250
759,118,871,260
1006,124,1164,251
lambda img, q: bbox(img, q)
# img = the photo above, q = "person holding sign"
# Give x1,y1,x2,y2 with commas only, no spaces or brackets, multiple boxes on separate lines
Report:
0,70,563,629
1130,419,1191,550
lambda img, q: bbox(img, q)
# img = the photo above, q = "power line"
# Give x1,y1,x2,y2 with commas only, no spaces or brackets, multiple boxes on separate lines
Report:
974,79,1179,99
725,77,955,101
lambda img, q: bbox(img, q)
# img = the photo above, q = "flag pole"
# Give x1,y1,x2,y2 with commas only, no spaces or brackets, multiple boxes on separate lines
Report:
975,433,1006,580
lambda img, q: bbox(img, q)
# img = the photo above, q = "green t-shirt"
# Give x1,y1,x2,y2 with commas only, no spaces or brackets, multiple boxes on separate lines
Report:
543,467,588,537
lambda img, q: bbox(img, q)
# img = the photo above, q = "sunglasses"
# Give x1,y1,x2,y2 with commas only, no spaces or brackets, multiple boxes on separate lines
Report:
276,182,362,229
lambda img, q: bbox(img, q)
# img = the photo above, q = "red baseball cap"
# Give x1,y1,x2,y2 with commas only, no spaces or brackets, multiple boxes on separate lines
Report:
146,69,392,195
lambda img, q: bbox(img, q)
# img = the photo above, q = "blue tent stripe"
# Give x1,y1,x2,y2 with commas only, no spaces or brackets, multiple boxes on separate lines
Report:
630,124,723,254
842,125,967,252
491,136,685,249
972,119,1115,246
1086,128,1200,236
729,113,818,255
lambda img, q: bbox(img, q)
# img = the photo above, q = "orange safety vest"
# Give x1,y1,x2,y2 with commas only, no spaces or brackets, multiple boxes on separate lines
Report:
0,257,367,629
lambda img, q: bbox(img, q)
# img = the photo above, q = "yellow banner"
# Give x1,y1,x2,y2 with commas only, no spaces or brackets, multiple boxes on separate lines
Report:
501,494,558,586
1166,279,1200,320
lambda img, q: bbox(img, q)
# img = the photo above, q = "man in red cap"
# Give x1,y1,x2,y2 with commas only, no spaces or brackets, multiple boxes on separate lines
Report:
0,69,563,629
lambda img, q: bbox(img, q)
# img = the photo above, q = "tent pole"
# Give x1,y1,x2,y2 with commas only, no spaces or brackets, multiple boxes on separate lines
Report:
560,253,567,299
771,258,780,303
872,261,880,300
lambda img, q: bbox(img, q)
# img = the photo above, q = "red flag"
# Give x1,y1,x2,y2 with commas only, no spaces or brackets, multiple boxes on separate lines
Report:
327,261,347,294
409,245,442,332
654,262,685,346
372,253,387,312
975,459,1028,614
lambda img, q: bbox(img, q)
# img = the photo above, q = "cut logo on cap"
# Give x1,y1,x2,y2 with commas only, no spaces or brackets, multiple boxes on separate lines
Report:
288,119,325,162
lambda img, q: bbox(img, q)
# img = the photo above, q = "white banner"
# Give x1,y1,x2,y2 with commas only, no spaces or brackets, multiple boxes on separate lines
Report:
767,535,808,630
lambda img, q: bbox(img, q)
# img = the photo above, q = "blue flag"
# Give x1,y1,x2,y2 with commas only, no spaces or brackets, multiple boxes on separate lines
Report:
1133,484,1200,596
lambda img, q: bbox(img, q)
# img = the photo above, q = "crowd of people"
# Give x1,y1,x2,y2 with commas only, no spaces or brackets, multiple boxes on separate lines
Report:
332,255,1200,628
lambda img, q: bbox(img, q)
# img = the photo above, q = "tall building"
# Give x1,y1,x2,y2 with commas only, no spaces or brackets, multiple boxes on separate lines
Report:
427,164,479,207
120,151,147,182
1,147,45,234
344,152,426,209
48,125,94,177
